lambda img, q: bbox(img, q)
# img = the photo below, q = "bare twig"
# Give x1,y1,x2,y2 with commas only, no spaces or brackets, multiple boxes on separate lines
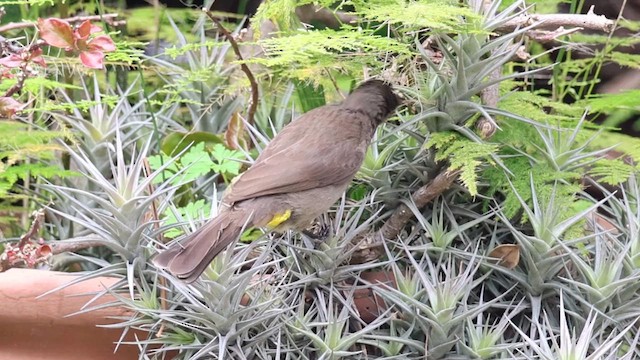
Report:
498,6,615,33
5,63,31,98
350,170,460,263
379,170,461,240
525,27,583,44
0,38,46,104
50,237,106,254
476,62,501,139
0,205,112,272
204,9,259,126
17,209,45,249
1,235,106,272
0,13,123,33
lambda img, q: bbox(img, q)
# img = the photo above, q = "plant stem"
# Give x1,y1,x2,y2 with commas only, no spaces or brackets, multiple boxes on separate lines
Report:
204,10,259,126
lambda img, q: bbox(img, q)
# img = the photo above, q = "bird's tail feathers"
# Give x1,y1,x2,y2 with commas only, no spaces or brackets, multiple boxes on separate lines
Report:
153,210,253,283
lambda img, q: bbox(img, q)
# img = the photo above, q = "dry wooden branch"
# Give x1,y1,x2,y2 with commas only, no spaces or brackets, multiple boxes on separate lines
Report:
350,170,460,263
498,6,615,33
50,237,106,254
379,170,461,240
17,209,45,249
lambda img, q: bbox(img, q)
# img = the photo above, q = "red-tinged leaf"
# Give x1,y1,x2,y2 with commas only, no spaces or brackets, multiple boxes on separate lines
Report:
31,55,46,67
29,48,46,67
76,20,104,38
0,54,22,68
88,35,116,52
89,23,102,34
38,18,75,50
0,97,26,118
74,37,89,51
0,68,13,80
79,50,105,69
75,20,93,39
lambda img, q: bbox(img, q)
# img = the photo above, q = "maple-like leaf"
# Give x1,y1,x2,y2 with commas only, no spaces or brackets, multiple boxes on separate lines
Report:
75,20,102,40
87,35,116,52
79,50,106,69
37,18,116,69
0,48,46,68
0,54,22,68
38,18,75,50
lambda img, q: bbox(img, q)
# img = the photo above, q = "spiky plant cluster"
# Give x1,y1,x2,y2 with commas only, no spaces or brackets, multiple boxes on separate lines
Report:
14,0,640,359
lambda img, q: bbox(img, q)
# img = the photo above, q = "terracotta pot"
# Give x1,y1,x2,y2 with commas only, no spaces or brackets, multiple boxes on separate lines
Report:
0,269,143,360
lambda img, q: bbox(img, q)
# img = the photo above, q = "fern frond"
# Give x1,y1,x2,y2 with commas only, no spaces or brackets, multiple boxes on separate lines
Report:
499,91,585,125
245,28,409,82
427,132,498,196
583,90,640,114
588,131,640,164
607,52,640,69
359,1,480,32
589,159,637,186
484,157,582,219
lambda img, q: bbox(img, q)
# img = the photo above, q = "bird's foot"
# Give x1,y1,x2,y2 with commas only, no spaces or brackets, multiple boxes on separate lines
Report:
302,222,331,241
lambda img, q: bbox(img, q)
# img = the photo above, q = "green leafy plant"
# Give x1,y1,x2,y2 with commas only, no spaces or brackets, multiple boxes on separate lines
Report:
148,142,244,185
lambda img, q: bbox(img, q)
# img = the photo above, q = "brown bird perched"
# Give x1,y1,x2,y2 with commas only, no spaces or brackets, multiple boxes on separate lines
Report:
154,79,400,282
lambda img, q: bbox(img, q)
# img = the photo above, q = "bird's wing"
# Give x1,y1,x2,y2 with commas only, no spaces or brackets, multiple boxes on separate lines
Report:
224,107,368,204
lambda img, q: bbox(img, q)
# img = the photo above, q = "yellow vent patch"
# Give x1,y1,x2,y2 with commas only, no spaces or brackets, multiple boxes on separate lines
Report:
266,209,292,229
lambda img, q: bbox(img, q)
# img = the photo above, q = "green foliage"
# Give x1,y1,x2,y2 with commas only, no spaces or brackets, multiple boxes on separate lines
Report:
498,90,584,125
0,0,54,5
426,132,497,196
32,96,120,112
359,0,480,32
485,157,582,219
245,28,410,81
252,0,303,34
163,41,229,59
104,40,146,65
606,51,640,69
0,121,73,199
589,131,640,164
589,158,637,186
570,33,640,47
583,90,640,114
160,131,223,157
580,90,640,133
249,0,480,83
481,80,640,218
148,142,243,185
162,199,211,239
21,78,82,93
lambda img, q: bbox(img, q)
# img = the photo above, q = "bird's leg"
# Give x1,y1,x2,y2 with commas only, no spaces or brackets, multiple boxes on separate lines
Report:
302,229,321,239
301,218,331,241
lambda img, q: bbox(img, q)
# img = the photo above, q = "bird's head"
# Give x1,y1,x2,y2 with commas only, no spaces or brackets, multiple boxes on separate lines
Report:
343,79,402,125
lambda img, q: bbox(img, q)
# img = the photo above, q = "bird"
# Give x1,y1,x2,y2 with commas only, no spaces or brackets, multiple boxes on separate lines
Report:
154,79,401,282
